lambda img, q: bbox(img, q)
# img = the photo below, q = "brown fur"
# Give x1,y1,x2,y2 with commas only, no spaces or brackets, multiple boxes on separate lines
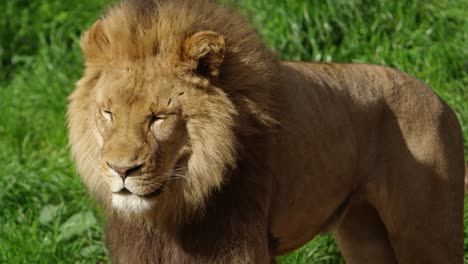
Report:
67,0,465,263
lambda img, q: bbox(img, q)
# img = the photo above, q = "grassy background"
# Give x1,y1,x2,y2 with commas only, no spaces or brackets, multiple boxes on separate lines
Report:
0,0,466,263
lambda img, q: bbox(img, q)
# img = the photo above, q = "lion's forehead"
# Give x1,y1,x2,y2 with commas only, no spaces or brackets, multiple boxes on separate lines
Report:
96,68,185,113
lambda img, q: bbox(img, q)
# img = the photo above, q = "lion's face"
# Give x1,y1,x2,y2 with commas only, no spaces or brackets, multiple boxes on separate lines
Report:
94,67,191,214
69,55,239,223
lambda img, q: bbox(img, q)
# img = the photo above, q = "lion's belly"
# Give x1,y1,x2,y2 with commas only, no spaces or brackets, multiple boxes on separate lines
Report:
268,62,364,254
269,172,356,254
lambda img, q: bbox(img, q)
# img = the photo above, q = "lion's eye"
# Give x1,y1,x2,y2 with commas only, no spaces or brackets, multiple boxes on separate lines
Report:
101,110,113,122
151,114,167,126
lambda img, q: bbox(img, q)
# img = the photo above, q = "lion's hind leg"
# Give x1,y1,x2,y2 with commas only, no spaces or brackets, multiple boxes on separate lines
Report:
333,201,398,264
364,162,464,264
363,105,464,264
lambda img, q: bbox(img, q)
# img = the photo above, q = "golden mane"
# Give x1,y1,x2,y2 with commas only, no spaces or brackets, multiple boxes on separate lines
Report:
70,0,280,227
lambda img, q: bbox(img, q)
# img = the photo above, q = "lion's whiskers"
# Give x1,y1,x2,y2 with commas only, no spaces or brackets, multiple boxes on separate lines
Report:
168,172,190,182
139,179,170,192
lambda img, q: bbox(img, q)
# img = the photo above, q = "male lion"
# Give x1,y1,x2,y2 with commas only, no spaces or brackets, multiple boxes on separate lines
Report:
67,0,465,263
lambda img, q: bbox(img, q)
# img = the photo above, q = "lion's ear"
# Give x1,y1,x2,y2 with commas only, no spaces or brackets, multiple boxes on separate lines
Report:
182,31,225,79
80,20,110,62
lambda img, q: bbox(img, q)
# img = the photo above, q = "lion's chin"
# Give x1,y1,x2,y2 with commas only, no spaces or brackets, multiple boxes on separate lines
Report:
112,193,154,214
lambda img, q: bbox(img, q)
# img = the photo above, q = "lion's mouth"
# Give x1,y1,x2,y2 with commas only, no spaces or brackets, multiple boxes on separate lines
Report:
114,186,164,199
115,188,132,195
111,155,188,200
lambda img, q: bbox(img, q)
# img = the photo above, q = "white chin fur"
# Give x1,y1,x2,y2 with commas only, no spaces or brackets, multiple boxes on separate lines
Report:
112,194,153,214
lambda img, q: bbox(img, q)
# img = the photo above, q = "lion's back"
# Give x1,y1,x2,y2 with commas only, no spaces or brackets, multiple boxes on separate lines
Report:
281,61,463,170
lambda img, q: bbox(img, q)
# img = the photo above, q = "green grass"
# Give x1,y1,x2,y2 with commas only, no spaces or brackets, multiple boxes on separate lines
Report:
0,0,466,263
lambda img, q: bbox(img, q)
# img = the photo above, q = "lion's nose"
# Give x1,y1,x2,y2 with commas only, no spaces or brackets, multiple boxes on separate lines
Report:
107,162,143,180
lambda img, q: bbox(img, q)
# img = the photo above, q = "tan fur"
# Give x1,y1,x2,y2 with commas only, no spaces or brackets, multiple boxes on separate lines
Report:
67,0,465,263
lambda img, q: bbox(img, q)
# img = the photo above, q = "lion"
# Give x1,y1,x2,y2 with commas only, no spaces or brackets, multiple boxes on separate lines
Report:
67,0,465,263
